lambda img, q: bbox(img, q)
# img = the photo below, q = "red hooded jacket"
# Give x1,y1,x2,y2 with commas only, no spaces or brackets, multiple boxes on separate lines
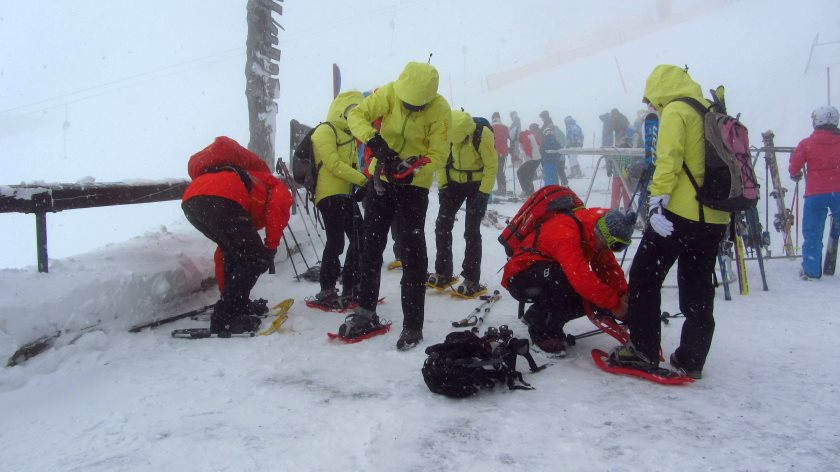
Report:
789,128,840,197
501,207,628,313
182,136,292,250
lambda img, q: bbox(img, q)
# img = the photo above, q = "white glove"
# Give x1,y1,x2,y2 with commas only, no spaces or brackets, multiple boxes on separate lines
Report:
648,195,674,237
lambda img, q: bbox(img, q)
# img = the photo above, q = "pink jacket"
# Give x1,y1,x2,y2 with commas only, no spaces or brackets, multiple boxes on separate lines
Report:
789,129,840,197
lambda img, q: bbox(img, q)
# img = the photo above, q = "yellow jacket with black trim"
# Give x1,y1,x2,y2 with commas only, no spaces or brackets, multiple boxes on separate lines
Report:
313,91,368,204
438,110,498,194
346,64,451,190
644,64,729,225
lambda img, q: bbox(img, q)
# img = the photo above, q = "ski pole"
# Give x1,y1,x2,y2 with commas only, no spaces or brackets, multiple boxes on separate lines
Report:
451,290,501,328
282,232,302,281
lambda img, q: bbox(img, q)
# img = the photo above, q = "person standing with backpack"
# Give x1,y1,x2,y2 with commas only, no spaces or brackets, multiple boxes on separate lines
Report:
612,64,729,379
339,61,451,350
515,123,544,197
538,110,568,187
789,105,840,280
182,136,293,336
427,110,498,298
490,111,510,196
305,91,369,310
501,190,634,354
564,115,585,179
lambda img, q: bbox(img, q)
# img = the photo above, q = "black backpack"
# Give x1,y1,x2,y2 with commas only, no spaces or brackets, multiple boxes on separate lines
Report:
421,325,545,398
292,122,337,202
444,117,494,184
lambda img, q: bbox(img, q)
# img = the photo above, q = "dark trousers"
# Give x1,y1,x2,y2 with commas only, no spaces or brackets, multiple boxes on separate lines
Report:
358,182,429,330
506,261,584,340
434,181,488,282
627,210,727,369
182,196,271,316
495,154,508,193
517,160,542,196
316,195,362,295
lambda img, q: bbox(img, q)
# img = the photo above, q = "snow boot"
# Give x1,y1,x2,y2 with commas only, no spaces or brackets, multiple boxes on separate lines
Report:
337,307,383,339
608,343,658,372
306,287,344,311
453,279,487,298
426,273,459,290
396,328,423,351
249,298,269,317
210,314,261,337
670,353,702,380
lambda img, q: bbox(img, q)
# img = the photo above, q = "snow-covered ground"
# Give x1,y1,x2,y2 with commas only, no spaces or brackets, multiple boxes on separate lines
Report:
2,1,840,471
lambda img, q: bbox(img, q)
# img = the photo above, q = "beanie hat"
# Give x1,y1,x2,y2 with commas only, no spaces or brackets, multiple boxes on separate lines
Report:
596,210,637,249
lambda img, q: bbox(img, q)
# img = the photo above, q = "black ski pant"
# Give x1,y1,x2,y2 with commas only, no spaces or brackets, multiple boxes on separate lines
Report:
506,261,584,341
182,196,271,318
316,195,362,295
434,181,488,283
358,182,429,331
627,210,727,370
517,160,542,197
495,154,508,194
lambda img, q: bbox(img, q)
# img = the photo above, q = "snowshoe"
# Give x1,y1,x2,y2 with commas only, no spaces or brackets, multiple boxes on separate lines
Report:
451,279,487,299
426,273,460,291
328,307,390,343
590,345,693,385
305,288,345,312
395,328,423,351
387,260,403,271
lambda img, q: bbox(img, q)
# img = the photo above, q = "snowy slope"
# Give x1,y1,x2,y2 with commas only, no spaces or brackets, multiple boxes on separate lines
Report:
2,1,840,471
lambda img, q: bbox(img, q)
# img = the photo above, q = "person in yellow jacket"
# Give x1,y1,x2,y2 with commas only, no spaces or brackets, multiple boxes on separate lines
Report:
338,61,451,350
611,64,729,380
305,91,369,311
427,110,498,297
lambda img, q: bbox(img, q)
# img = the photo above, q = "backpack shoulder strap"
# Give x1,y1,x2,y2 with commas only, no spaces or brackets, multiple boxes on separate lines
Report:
674,97,709,116
472,123,485,151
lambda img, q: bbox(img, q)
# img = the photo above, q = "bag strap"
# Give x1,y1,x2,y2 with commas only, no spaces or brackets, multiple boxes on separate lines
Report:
673,97,711,223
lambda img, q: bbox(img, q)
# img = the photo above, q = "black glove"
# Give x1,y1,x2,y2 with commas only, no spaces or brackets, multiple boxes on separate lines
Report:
366,134,400,164
352,184,368,202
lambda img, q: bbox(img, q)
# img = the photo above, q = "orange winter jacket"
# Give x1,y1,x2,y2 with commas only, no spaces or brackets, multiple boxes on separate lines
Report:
501,207,628,313
182,136,292,250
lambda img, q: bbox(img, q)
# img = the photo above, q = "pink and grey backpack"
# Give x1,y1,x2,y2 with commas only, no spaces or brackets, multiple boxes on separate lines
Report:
676,97,758,220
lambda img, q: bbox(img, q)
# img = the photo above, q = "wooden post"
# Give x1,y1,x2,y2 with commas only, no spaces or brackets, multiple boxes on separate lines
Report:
35,212,48,273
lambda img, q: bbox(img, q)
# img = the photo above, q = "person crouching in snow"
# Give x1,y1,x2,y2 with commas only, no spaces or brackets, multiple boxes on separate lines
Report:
182,136,292,336
306,91,369,311
427,110,498,298
502,208,635,355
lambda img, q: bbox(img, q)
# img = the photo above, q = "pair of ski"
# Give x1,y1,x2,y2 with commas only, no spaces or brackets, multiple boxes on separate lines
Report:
167,299,294,339
584,313,693,385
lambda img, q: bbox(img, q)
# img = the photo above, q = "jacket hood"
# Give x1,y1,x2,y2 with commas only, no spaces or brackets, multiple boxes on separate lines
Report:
643,64,705,111
326,91,364,128
393,62,439,107
450,110,476,143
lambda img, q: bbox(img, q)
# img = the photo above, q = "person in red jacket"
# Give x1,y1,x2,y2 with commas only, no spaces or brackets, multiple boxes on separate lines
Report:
491,111,510,195
515,123,544,197
182,136,293,336
789,105,840,279
502,208,635,353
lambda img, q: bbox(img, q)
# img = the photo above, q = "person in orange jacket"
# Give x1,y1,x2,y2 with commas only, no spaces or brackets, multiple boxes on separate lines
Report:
182,136,293,336
502,207,635,354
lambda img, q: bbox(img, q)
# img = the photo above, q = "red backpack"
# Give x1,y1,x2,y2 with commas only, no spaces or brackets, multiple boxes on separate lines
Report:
498,186,585,257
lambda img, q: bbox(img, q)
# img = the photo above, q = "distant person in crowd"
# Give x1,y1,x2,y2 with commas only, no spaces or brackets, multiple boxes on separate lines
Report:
502,207,635,354
182,136,293,336
789,105,840,280
491,111,510,196
538,110,568,186
617,64,730,380
516,123,544,197
342,61,451,350
509,111,523,168
428,110,497,298
564,115,585,178
305,91,368,311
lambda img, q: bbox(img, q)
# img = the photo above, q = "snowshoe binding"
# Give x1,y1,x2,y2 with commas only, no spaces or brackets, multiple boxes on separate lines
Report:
451,279,487,299
328,307,391,343
426,273,460,291
591,344,694,385
387,260,403,271
305,288,346,312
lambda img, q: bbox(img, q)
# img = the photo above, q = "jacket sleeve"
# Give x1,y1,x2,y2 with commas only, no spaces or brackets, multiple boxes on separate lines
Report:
591,250,628,296
424,102,452,173
479,127,499,194
313,126,367,187
789,137,809,177
347,91,388,144
538,217,623,312
263,178,293,250
648,104,686,196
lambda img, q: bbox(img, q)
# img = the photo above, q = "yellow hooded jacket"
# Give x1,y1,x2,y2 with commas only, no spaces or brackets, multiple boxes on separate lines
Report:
644,64,729,225
312,91,368,204
438,111,498,194
347,62,451,189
